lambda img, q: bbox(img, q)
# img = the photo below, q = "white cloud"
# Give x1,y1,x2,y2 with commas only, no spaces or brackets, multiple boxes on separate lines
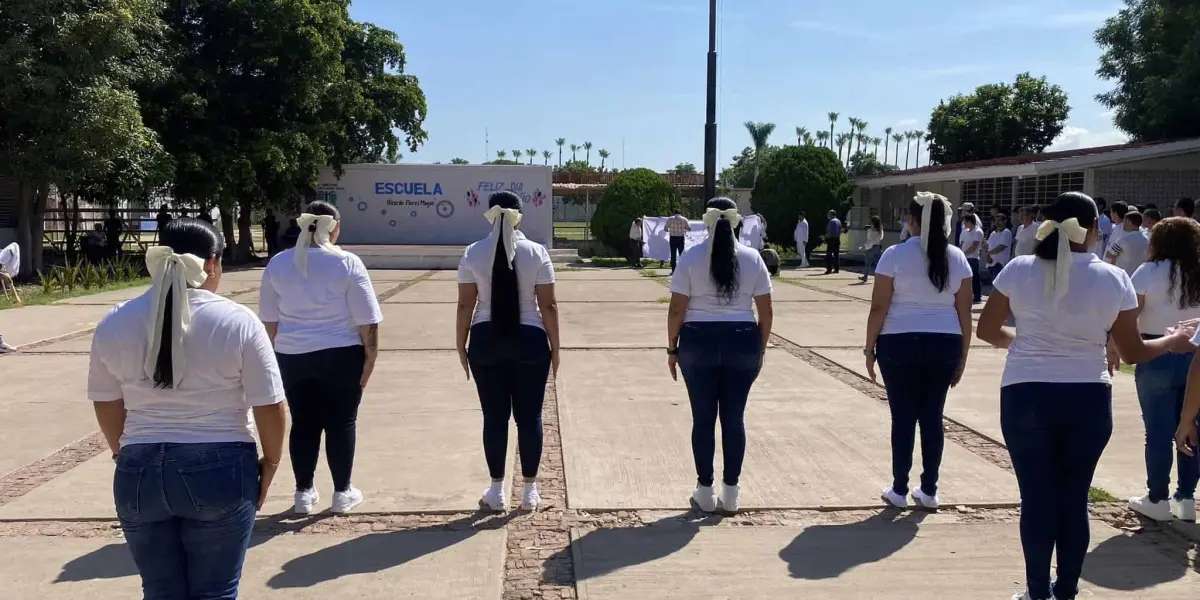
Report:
791,21,888,40
1049,126,1130,151
893,118,919,128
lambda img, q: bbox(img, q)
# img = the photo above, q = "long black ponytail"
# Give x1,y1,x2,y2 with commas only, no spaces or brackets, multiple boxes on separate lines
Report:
488,191,523,337
153,218,224,388
909,199,950,291
707,197,740,302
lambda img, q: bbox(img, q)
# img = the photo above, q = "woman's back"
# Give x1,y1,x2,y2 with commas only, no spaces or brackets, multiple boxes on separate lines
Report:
877,237,971,334
89,289,283,446
458,231,554,327
670,240,771,321
1132,260,1200,336
993,253,1137,385
260,247,381,354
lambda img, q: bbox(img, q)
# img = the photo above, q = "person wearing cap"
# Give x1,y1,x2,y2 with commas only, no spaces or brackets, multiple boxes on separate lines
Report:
954,202,977,247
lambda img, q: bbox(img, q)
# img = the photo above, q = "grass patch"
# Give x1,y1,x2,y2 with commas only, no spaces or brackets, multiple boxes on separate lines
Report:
1088,487,1119,503
0,277,150,310
655,296,670,303
1118,362,1136,375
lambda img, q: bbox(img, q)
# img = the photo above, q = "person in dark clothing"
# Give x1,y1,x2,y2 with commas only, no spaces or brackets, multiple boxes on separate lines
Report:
824,210,842,274
155,206,172,241
103,209,124,260
262,209,281,257
281,218,301,249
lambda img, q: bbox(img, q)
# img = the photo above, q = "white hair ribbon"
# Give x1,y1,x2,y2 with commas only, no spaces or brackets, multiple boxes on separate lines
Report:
702,207,742,265
294,213,343,277
143,246,208,387
1034,218,1089,305
484,205,523,269
913,192,953,251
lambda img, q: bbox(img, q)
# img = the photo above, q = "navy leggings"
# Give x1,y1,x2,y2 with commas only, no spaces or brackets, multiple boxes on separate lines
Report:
468,323,551,479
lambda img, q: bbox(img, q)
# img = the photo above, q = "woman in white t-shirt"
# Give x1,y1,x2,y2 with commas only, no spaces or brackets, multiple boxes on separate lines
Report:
958,214,984,303
89,219,287,598
864,192,973,510
457,191,560,512
260,200,384,515
1126,217,1200,522
667,197,773,514
977,192,1194,600
858,215,885,282
985,213,1013,281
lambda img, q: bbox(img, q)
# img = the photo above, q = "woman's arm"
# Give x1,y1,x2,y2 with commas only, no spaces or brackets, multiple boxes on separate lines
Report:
1111,308,1181,364
456,282,478,378
535,283,561,377
357,323,379,388
1178,354,1200,456
965,241,980,255
250,402,286,509
754,294,773,352
93,401,126,456
864,274,895,353
667,293,688,351
953,278,973,385
977,291,1015,349
262,322,278,345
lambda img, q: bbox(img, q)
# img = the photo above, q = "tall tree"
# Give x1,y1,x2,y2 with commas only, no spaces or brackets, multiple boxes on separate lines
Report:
816,130,831,147
926,72,1069,165
526,148,537,165
855,120,868,157
542,150,552,165
892,133,904,167
583,141,593,165
555,138,566,166
795,126,809,145
883,127,894,165
845,118,859,156
497,150,507,161
912,130,926,167
827,112,840,149
903,132,915,169
598,149,610,171
669,162,698,174
743,121,776,185
451,158,469,164
569,144,579,162
720,146,778,189
512,149,523,164
871,137,883,160
835,134,848,165
1095,0,1200,141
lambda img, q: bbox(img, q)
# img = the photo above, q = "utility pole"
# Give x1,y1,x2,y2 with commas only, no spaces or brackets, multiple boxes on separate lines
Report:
703,0,718,201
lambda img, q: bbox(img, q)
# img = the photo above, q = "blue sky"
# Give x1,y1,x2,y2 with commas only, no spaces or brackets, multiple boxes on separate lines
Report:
350,0,1126,171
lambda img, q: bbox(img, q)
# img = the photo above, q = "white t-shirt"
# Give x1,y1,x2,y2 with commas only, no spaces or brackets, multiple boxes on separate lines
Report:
1110,229,1150,276
986,229,1013,266
670,240,772,322
992,253,1138,386
876,237,973,335
794,219,809,245
1014,222,1040,257
958,227,985,260
88,289,286,447
259,247,384,355
629,222,643,241
458,230,555,329
1131,260,1200,336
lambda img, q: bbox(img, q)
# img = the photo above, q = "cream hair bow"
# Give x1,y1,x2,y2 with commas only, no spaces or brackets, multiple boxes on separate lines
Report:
294,213,344,276
1035,218,1089,304
143,246,208,387
702,207,742,265
484,205,523,269
914,192,953,251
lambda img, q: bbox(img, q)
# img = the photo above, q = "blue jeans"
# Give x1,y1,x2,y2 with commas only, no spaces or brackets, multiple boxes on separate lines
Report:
967,258,982,301
1001,383,1112,600
1134,351,1200,502
115,442,259,600
678,321,762,487
468,323,551,479
862,245,882,279
876,333,962,496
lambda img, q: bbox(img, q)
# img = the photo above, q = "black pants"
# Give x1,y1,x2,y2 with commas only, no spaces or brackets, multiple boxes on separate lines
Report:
628,239,642,267
277,345,365,492
824,236,840,273
876,333,962,496
967,258,983,302
468,323,551,479
669,236,686,272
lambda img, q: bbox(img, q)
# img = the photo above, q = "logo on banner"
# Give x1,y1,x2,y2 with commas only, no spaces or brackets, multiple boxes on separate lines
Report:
466,190,479,207
436,200,455,218
532,189,546,207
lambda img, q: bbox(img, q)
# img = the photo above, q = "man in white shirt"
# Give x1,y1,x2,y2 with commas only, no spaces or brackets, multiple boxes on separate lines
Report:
1013,206,1041,257
628,217,644,268
1096,198,1113,257
793,212,810,268
1108,211,1150,276
958,214,985,303
1104,201,1131,263
985,213,1013,281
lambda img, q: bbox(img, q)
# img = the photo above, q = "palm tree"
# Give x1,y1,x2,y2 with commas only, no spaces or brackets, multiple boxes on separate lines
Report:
891,133,904,167
912,131,925,167
846,118,860,156
855,120,868,158
904,132,917,169
795,126,809,146
835,134,848,165
804,133,815,146
598,149,610,171
512,149,522,164
871,137,883,160
855,133,869,165
827,112,840,149
883,127,894,165
450,157,469,164
816,130,831,147
743,121,776,185
542,150,552,165
497,150,507,161
555,138,566,166
527,148,537,165
569,144,579,162
582,141,593,166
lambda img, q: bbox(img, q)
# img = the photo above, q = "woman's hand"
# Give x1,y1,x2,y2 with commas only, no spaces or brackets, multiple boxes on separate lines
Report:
668,354,678,381
1166,328,1198,355
360,353,377,389
1106,340,1120,376
865,349,877,382
257,459,279,510
950,359,966,388
458,348,471,381
551,347,560,380
1176,417,1198,457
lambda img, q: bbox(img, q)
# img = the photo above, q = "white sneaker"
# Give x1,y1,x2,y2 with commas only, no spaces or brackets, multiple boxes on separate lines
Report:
1170,497,1196,522
331,487,363,514
690,484,717,512
717,484,740,513
881,487,908,509
0,341,16,354
1011,591,1054,600
293,488,320,514
521,483,540,511
480,483,507,512
911,488,940,510
1128,495,1173,521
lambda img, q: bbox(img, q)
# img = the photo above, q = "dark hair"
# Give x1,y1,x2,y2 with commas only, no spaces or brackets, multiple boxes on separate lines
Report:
798,211,806,218
908,199,951,291
1175,197,1195,217
153,218,224,389
488,191,523,337
1124,211,1143,227
303,200,340,233
1035,192,1098,261
1111,201,1129,220
708,197,740,302
1145,203,1158,209
962,214,978,227
869,215,882,232
1144,208,1162,223
1148,217,1200,309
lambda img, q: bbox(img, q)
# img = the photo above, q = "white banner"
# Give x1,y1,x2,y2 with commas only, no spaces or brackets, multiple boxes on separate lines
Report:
640,214,762,261
316,164,554,246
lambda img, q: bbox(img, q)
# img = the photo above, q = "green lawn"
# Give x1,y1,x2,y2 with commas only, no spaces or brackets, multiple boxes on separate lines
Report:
554,222,590,240
0,277,150,310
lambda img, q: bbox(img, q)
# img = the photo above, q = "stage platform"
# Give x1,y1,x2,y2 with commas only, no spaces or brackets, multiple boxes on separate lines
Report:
343,244,578,270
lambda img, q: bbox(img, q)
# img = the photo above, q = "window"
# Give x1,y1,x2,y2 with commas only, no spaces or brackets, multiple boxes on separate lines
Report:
1016,172,1084,207
961,177,1014,214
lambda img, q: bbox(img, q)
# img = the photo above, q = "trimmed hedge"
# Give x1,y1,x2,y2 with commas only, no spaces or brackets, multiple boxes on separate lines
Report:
750,146,852,250
590,168,682,252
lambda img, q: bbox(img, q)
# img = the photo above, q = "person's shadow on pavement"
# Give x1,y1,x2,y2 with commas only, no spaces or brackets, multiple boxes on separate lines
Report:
779,510,925,580
549,513,721,583
1081,530,1190,591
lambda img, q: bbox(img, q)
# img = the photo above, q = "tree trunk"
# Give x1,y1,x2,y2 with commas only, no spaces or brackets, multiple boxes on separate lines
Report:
236,196,254,260
66,194,81,262
219,206,237,263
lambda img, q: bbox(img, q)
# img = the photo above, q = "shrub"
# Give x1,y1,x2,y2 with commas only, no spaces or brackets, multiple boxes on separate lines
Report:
590,168,681,252
750,146,851,250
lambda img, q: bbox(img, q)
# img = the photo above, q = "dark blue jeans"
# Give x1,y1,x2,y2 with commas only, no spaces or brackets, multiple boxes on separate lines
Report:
114,442,259,600
678,321,762,487
1134,351,1200,502
876,333,963,496
1001,382,1113,600
468,323,551,479
277,345,365,492
967,258,982,301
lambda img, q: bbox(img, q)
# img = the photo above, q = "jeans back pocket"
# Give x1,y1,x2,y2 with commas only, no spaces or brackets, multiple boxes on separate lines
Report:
112,465,144,519
177,456,251,517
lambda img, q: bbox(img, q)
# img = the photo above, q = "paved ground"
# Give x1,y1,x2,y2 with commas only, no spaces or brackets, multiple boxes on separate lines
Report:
0,265,1196,598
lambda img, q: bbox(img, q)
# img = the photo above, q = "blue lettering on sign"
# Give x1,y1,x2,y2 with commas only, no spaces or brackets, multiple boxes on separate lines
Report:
475,181,532,202
374,182,444,196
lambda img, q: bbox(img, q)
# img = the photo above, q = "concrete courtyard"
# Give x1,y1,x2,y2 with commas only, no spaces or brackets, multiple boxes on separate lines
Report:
0,265,1197,598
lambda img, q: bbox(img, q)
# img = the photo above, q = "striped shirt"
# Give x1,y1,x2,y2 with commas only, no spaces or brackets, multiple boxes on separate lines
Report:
666,215,691,237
